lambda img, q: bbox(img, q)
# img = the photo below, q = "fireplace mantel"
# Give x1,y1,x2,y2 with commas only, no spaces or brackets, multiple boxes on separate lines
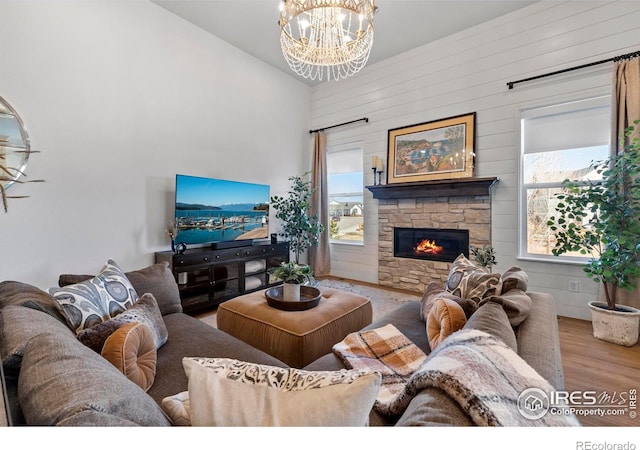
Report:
366,177,498,199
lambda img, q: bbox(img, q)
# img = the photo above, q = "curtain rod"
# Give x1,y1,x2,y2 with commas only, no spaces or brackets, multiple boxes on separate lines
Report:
507,49,640,90
309,117,368,134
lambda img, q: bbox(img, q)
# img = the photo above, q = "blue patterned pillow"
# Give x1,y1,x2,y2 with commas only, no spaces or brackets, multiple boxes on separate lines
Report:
49,259,139,334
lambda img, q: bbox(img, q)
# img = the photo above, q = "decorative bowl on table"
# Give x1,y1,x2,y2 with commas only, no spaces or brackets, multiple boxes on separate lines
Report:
265,285,322,311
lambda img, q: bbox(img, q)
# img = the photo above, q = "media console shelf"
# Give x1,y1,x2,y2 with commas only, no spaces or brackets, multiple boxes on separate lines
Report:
155,242,289,314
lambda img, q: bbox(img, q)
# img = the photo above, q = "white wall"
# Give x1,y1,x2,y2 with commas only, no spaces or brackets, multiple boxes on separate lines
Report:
0,1,311,289
311,1,640,320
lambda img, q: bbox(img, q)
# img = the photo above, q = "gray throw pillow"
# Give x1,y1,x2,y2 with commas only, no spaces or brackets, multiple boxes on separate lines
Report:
480,289,532,327
77,293,168,353
500,267,529,294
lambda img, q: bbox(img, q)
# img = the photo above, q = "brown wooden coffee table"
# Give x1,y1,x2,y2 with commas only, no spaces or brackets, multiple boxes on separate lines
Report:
216,287,372,368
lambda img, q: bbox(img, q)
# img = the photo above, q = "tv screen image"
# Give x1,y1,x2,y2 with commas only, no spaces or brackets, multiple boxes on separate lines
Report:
174,174,270,246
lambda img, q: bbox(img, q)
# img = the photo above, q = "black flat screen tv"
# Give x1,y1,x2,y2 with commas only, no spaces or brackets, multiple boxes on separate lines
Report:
174,174,270,248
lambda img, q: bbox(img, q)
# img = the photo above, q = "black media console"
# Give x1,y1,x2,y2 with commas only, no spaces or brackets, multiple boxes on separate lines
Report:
155,241,289,314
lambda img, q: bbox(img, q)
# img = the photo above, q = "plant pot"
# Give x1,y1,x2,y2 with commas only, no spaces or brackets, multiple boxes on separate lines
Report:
282,283,301,302
588,301,640,347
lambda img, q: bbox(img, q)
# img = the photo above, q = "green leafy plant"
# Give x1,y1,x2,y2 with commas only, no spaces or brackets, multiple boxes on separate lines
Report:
270,261,314,284
546,122,640,311
270,172,324,264
470,245,497,270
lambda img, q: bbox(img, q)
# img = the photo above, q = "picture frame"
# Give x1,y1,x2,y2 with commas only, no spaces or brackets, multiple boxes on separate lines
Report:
387,112,476,184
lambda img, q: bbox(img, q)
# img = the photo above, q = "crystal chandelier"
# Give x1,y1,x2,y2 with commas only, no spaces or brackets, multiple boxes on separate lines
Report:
278,0,378,81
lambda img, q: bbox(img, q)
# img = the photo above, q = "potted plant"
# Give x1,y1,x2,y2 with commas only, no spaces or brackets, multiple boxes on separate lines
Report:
470,245,497,272
270,261,314,301
270,172,324,265
547,122,640,346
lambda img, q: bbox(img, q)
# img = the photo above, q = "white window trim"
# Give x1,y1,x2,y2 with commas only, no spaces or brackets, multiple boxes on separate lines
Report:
517,95,611,263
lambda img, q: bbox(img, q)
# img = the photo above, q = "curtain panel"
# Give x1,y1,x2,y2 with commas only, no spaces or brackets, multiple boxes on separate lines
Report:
612,56,640,153
309,131,330,276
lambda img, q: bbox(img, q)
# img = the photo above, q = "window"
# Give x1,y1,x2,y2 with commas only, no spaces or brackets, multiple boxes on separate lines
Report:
520,97,611,261
327,145,364,243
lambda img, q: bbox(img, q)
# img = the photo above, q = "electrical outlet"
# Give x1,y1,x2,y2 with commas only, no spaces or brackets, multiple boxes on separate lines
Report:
569,281,580,293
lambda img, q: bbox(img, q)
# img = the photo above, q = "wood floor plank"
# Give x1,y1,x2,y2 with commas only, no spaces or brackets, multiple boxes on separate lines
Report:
557,316,640,427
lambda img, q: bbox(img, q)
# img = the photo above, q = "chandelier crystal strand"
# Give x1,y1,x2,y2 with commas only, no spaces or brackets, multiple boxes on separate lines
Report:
279,0,377,81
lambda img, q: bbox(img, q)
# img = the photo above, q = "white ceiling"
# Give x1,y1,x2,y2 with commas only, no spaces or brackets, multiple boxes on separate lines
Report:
152,0,537,86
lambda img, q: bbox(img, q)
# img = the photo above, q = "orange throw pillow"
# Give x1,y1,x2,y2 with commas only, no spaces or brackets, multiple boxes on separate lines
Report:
427,298,467,350
101,322,157,392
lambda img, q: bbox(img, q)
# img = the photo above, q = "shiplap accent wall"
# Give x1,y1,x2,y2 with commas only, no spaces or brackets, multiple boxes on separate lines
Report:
310,1,640,320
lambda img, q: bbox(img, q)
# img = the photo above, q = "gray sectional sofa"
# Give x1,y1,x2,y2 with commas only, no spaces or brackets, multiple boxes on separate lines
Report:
0,261,565,426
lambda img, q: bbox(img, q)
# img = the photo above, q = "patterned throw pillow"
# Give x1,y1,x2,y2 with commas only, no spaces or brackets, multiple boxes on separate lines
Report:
49,259,139,334
445,254,501,303
77,293,169,353
182,357,381,426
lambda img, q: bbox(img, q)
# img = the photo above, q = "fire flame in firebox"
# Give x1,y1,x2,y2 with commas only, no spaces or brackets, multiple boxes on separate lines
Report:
414,239,444,255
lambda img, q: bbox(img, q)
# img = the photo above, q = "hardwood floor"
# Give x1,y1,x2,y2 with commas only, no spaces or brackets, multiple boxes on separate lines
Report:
557,316,640,427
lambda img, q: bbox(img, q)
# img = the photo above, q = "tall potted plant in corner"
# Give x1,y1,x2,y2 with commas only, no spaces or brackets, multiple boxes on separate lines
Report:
270,172,325,265
547,122,640,346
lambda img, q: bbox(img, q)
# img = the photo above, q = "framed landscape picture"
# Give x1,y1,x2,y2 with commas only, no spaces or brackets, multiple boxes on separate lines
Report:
387,112,476,184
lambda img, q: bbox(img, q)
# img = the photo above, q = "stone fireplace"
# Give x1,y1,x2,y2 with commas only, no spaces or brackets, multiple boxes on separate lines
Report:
367,177,498,293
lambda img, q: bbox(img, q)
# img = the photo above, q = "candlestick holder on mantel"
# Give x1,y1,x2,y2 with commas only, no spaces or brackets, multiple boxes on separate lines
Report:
376,169,384,185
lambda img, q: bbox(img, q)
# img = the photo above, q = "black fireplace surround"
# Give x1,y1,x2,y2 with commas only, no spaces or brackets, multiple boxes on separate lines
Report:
394,227,469,263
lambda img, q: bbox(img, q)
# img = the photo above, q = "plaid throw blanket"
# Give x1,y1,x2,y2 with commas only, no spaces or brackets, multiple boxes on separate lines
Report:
334,326,580,426
332,324,427,411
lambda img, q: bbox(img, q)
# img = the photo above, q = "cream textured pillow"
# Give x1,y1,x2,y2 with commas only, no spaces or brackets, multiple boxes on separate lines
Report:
445,254,502,303
182,357,382,426
161,391,191,426
101,322,157,392
48,259,139,333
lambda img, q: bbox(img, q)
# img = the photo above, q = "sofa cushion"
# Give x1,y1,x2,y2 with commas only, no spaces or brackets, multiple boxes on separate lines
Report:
182,357,381,426
17,329,170,426
101,322,157,392
147,312,290,405
58,262,182,316
48,259,139,333
395,387,474,426
0,305,76,376
464,301,517,352
77,293,168,353
420,281,477,321
426,298,467,350
0,281,67,324
445,254,502,302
